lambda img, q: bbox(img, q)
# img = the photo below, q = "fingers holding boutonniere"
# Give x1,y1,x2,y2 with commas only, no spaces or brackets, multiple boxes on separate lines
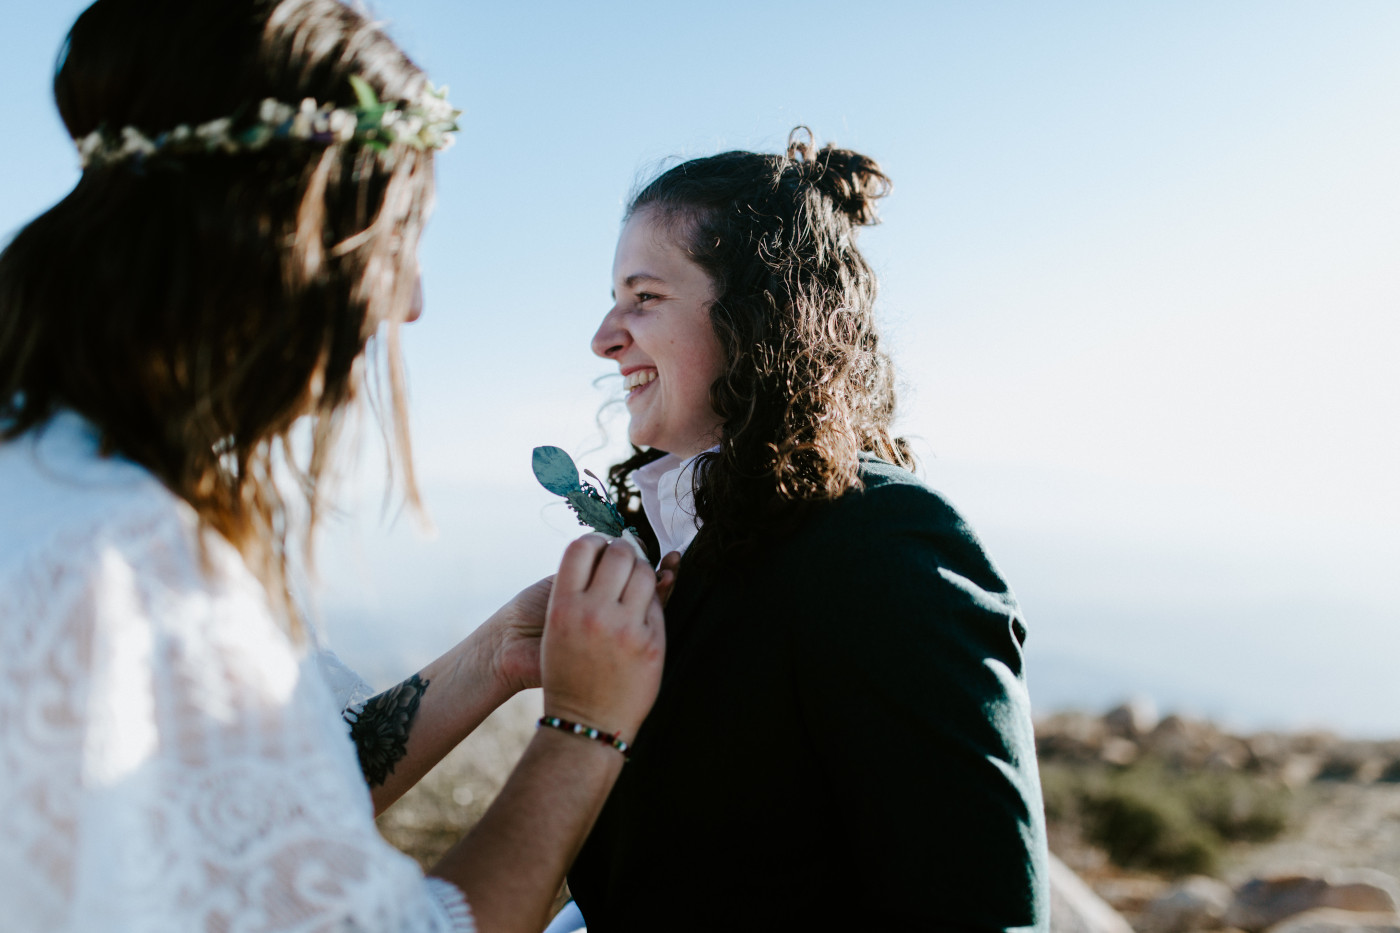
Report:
541,535,665,737
656,550,682,607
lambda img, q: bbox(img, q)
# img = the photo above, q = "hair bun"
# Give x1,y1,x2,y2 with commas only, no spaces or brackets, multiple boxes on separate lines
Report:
785,126,891,226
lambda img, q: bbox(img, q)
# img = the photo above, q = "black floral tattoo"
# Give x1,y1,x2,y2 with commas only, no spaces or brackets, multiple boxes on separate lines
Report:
345,674,430,787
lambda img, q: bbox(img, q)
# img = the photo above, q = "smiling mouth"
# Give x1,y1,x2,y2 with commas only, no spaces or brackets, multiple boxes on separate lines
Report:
624,369,657,396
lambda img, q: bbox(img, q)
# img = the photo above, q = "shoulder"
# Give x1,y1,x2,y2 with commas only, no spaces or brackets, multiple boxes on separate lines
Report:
829,455,967,530
0,412,180,572
793,455,1011,596
0,412,290,664
756,455,1028,651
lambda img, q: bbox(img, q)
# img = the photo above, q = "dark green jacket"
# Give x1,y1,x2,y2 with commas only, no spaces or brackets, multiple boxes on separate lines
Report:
570,457,1049,931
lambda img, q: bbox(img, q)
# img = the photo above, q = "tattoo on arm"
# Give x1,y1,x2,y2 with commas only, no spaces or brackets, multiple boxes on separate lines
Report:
344,674,430,787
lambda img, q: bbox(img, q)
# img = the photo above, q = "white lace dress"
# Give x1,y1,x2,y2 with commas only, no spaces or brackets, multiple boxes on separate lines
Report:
0,413,474,933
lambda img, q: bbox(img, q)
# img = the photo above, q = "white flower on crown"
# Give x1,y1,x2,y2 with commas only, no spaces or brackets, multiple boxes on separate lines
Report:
398,115,425,142
77,131,104,164
258,98,295,126
418,87,456,124
195,117,234,154
118,127,156,158
290,99,317,140
328,109,356,142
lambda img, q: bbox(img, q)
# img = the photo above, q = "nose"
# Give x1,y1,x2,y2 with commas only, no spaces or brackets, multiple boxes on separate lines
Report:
591,303,630,360
406,274,424,324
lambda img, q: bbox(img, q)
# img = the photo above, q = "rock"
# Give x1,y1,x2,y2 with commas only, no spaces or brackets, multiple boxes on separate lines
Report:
1280,755,1324,789
1048,853,1135,933
1145,715,1230,770
1317,755,1368,783
1139,876,1234,933
1101,737,1140,766
1315,749,1386,784
1247,734,1291,772
1039,711,1112,763
1227,873,1400,932
1228,876,1330,931
1265,909,1400,933
1321,875,1400,914
1201,738,1252,772
1105,697,1160,739
1094,877,1169,916
1291,732,1342,756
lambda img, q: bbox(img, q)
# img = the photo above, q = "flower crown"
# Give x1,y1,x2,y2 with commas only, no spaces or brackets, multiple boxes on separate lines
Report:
75,76,460,170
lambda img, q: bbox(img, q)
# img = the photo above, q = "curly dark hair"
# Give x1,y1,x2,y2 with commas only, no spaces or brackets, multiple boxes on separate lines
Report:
607,128,914,567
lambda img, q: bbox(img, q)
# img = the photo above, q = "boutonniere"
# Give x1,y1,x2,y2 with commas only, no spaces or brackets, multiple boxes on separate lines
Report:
533,446,647,558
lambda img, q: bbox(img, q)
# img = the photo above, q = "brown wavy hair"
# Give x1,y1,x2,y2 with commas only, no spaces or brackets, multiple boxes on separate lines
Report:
0,0,435,630
607,128,913,568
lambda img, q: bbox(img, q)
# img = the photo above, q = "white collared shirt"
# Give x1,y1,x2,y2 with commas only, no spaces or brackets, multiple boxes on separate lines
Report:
631,448,714,557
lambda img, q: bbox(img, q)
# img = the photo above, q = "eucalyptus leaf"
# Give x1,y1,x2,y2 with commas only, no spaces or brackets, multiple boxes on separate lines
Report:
533,446,582,496
347,75,381,110
568,490,627,537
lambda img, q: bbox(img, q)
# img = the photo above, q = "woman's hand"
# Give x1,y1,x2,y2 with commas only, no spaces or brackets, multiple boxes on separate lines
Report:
541,534,666,739
657,550,682,606
430,536,666,932
479,546,678,705
481,576,552,697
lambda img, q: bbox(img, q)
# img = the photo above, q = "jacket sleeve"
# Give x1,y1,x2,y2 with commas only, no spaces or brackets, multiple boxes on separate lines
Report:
782,479,1049,932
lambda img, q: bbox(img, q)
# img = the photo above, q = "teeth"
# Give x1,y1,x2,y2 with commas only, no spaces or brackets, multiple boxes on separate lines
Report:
624,369,657,390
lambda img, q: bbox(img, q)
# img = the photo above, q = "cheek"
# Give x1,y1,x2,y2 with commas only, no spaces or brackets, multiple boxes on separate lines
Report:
697,335,726,398
677,348,725,422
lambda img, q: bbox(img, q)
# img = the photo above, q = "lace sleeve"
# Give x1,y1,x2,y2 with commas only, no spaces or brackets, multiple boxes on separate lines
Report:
315,646,378,714
0,498,474,933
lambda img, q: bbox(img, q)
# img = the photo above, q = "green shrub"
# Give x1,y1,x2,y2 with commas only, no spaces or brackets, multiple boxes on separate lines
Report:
1039,759,1291,876
1180,770,1290,842
1038,762,1085,823
1081,783,1220,875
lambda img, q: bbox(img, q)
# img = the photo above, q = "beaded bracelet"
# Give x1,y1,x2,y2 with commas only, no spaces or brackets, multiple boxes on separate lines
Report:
537,715,631,760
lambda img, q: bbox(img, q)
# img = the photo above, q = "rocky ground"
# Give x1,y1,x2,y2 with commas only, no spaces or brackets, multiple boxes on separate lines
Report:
1039,701,1400,932
377,695,1400,932
375,690,541,871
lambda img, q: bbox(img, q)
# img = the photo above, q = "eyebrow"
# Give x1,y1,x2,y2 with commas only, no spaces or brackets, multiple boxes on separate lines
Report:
612,273,667,300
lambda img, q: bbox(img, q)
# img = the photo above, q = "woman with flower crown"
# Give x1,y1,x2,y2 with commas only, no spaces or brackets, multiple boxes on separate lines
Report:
0,2,666,932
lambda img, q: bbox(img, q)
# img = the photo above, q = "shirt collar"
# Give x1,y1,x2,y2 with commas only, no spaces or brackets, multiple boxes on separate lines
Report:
632,448,714,558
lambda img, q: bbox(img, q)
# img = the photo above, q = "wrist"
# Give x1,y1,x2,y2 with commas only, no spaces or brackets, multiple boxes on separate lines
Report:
478,614,515,700
481,621,523,710
529,724,628,776
540,696,640,743
537,715,631,759
434,624,513,714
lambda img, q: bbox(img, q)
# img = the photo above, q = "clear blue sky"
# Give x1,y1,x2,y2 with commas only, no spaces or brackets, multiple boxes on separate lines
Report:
3,1,1397,734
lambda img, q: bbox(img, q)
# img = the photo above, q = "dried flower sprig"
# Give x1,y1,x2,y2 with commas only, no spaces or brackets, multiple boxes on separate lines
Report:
533,446,638,539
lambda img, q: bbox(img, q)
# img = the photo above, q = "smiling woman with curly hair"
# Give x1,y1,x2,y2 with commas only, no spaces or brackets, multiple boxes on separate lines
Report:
572,129,1051,932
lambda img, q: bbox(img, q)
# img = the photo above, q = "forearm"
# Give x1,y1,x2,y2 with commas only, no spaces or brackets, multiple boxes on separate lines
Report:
430,729,624,933
350,625,515,815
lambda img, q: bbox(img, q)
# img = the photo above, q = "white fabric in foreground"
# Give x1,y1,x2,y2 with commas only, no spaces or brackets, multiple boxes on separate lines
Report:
0,412,473,933
316,645,378,715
